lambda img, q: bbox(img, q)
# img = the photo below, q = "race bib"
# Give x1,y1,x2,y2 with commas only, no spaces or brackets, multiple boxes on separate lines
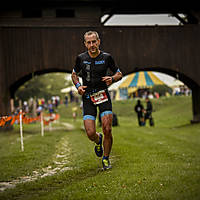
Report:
90,90,108,105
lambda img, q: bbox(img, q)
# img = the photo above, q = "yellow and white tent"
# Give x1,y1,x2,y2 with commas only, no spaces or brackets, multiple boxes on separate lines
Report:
118,71,165,98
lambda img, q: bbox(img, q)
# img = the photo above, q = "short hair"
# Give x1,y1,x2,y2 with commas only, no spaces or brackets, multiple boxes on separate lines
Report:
84,31,99,41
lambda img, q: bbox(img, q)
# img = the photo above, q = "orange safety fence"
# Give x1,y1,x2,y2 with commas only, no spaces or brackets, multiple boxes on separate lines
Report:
43,113,60,125
0,112,60,127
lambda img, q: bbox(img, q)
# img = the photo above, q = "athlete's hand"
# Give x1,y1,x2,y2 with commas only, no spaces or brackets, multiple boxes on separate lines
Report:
78,86,87,95
102,76,112,86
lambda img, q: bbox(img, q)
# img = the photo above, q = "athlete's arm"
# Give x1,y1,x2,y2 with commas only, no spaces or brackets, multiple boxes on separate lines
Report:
71,71,87,95
102,71,123,86
112,71,123,82
102,54,123,86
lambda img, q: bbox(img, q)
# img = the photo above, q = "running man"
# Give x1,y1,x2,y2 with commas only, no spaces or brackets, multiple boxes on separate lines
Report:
71,31,122,170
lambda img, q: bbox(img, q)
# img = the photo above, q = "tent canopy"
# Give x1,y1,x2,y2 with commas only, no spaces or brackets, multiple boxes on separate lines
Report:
119,71,165,89
61,86,77,93
108,76,127,91
118,71,165,99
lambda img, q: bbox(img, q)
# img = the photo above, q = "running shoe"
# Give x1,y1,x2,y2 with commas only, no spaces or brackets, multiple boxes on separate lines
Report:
94,133,103,157
102,157,112,170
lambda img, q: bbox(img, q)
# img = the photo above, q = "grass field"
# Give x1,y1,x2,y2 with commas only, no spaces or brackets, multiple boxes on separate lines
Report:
0,96,200,200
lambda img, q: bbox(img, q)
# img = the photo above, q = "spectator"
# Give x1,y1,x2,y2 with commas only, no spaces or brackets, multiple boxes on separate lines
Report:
72,106,78,121
48,100,54,115
36,105,43,116
23,101,29,113
134,99,145,126
64,95,68,107
144,97,154,126
69,90,74,102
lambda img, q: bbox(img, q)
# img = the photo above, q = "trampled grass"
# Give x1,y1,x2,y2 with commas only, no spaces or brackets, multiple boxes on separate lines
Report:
0,96,200,200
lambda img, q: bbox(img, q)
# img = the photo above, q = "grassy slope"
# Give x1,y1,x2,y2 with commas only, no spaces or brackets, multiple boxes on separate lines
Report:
0,96,200,200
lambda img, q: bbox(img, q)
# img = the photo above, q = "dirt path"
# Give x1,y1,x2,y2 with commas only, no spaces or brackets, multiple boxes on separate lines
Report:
0,122,74,192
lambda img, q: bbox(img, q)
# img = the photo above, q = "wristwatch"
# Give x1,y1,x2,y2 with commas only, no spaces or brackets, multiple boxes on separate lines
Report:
112,77,115,83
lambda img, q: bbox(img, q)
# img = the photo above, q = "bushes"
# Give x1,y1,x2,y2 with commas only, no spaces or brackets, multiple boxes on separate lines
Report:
150,84,173,96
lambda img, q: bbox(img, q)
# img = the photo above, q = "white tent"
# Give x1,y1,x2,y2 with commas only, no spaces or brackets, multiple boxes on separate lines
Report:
108,77,127,100
60,86,77,93
108,76,127,91
166,79,184,88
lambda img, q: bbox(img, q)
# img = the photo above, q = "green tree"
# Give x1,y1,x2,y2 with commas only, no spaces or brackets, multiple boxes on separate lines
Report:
15,73,72,102
150,84,173,96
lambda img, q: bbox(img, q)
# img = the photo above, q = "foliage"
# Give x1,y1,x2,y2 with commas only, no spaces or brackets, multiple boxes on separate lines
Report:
15,73,72,102
150,84,173,96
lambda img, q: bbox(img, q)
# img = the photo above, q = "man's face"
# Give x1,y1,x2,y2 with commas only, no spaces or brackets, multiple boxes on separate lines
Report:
84,34,100,55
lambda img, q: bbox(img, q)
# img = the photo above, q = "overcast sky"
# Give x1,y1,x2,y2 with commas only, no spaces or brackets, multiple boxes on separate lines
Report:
102,14,180,26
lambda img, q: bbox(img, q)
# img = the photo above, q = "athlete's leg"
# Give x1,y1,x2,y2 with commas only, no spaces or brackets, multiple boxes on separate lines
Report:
84,118,99,144
98,89,113,158
82,94,100,144
82,94,104,158
101,113,113,157
84,117,103,157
